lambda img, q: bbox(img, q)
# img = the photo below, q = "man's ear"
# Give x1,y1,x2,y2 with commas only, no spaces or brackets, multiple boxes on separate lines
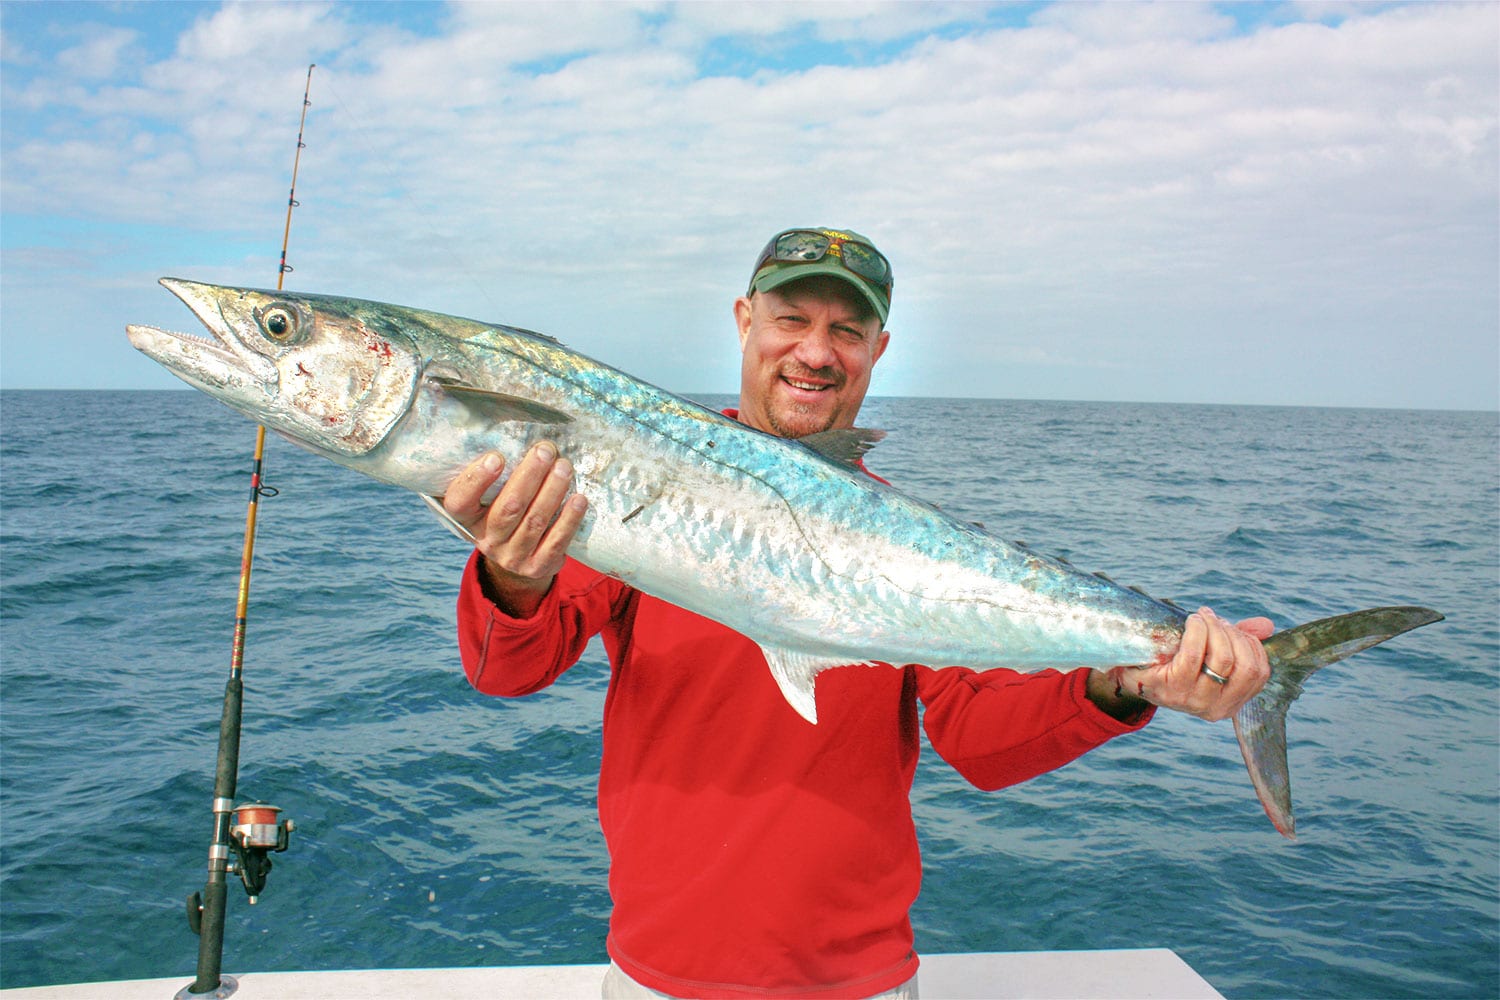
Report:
733,295,754,350
871,328,891,365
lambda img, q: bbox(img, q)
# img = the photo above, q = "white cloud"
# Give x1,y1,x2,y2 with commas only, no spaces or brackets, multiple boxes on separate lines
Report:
657,0,988,47
1,0,1495,408
55,26,141,80
171,2,313,61
1031,0,1237,43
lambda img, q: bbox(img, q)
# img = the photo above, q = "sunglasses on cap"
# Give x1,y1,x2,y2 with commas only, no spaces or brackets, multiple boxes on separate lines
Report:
749,229,893,302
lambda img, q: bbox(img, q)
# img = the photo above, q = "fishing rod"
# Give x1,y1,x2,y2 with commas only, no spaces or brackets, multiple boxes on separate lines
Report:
181,63,314,1000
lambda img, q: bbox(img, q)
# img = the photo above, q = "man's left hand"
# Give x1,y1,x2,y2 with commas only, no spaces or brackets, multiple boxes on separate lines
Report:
1089,608,1273,722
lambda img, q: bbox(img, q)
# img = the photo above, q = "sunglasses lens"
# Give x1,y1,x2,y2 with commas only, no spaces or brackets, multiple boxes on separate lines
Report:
840,242,890,288
774,231,831,262
753,229,891,307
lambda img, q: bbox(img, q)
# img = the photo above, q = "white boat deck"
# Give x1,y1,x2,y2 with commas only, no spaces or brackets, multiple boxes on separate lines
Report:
1,949,1222,999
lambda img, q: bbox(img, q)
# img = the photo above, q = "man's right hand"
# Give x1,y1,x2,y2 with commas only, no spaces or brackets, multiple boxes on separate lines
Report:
443,442,588,618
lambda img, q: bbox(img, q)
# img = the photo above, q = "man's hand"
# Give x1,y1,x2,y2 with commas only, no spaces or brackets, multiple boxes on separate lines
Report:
442,442,588,618
1087,608,1273,722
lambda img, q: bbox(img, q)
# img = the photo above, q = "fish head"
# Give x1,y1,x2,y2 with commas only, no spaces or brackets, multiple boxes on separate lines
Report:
127,278,423,456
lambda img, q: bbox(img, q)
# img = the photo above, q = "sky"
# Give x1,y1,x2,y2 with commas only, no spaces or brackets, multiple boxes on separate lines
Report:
1,1,1496,409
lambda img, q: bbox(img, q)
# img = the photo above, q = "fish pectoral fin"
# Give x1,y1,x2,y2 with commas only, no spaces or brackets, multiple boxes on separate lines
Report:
798,427,887,467
419,493,477,545
427,375,572,425
758,646,878,725
1235,605,1443,839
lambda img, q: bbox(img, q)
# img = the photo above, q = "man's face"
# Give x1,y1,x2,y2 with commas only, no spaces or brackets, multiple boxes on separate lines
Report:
733,275,890,439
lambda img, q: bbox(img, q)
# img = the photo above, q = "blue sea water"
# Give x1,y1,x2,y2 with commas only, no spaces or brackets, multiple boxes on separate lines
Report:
1,389,1495,997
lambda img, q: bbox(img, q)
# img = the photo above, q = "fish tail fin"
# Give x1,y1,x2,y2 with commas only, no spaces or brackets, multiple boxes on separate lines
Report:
1234,605,1442,838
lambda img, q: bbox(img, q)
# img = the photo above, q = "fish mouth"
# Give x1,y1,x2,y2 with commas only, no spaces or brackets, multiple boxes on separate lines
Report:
127,278,277,393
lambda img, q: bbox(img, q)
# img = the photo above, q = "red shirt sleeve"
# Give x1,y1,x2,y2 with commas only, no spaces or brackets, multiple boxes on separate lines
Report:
917,664,1155,791
455,550,624,696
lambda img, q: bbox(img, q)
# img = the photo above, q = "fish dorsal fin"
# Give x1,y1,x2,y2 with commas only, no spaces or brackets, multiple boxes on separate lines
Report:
799,427,886,467
500,323,562,346
758,645,880,724
428,374,572,425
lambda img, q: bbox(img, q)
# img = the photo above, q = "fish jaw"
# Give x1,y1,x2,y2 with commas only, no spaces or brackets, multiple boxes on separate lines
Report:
127,278,279,400
127,278,424,457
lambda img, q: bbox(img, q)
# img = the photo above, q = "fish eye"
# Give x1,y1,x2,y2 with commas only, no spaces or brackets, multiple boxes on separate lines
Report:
257,304,300,342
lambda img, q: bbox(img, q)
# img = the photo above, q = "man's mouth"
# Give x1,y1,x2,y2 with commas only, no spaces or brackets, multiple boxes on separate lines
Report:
779,367,842,394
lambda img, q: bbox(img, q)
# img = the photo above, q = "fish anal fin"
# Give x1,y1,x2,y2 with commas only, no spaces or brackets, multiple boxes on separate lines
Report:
758,646,880,725
1235,605,1443,839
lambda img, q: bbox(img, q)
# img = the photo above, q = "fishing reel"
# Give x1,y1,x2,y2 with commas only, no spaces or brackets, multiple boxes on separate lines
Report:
188,802,294,935
226,802,293,903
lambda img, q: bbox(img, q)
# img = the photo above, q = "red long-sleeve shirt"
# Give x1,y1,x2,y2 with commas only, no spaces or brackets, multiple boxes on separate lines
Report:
456,549,1153,999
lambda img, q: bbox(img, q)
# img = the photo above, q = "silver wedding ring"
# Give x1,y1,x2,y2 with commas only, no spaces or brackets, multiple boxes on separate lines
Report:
1201,665,1231,685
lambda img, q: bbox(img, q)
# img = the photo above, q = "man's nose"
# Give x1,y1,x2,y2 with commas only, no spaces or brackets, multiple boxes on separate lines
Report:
791,324,838,369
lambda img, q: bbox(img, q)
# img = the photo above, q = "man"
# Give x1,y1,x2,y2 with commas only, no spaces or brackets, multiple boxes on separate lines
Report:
443,228,1272,999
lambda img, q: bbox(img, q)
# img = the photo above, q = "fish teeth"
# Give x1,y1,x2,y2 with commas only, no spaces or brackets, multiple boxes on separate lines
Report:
165,329,221,348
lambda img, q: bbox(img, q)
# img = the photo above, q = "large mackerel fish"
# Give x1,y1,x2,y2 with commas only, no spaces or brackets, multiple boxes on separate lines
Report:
128,279,1441,837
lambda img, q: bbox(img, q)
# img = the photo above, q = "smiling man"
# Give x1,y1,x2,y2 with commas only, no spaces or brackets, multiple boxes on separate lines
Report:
733,230,891,439
443,227,1271,999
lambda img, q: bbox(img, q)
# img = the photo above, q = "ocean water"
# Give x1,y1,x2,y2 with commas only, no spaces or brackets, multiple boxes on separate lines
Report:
1,389,1495,998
